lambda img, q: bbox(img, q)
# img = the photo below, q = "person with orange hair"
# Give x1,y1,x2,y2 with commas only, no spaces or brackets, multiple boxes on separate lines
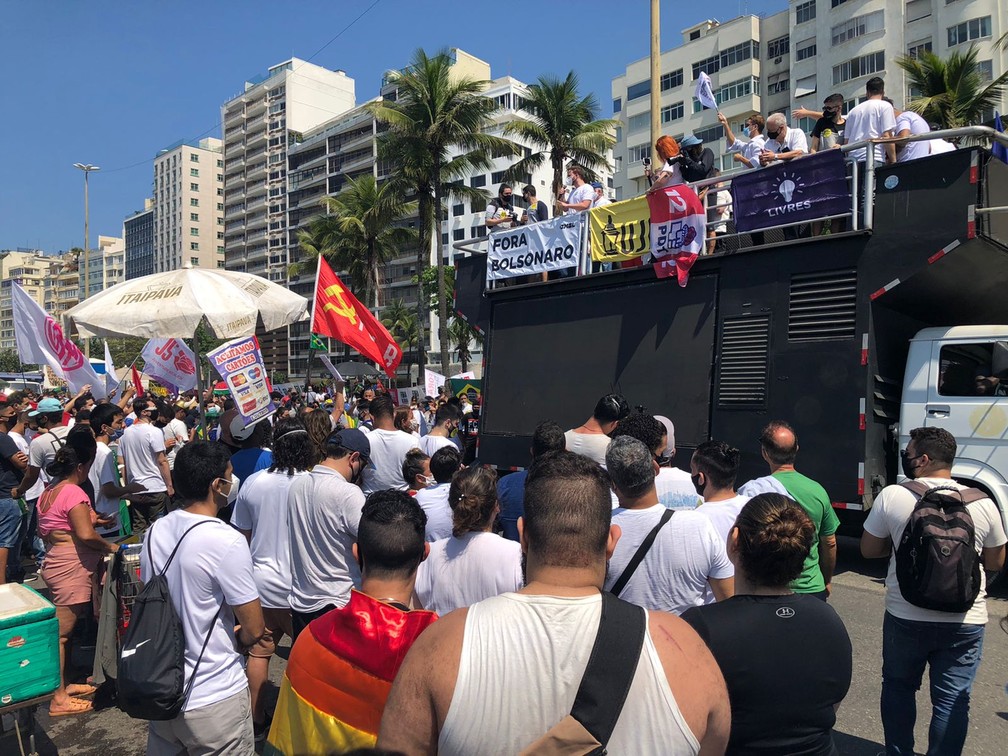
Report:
645,135,685,194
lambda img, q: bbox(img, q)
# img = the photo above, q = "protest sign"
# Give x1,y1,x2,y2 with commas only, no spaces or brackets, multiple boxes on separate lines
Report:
396,386,424,406
648,184,706,287
12,282,106,397
207,336,275,426
486,215,582,281
424,369,446,397
730,149,850,232
318,354,345,382
588,196,650,263
140,337,198,392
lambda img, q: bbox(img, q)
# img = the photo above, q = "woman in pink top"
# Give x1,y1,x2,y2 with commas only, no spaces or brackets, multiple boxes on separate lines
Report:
37,432,117,717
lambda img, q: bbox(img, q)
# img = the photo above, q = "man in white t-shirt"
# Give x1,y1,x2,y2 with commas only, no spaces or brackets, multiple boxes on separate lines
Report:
90,404,145,537
861,427,1006,756
886,97,949,163
140,441,264,755
564,393,629,469
758,113,809,166
288,427,370,638
604,437,734,614
163,403,189,471
118,397,174,532
556,163,595,216
12,397,70,502
414,446,461,541
721,112,768,170
613,413,700,510
361,395,418,495
843,77,897,165
419,403,461,457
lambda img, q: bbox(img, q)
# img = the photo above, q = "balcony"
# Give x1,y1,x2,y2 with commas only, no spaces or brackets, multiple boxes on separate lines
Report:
225,155,245,171
246,212,268,230
247,230,267,244
246,180,267,198
246,196,266,212
224,204,246,219
246,97,267,117
224,106,244,125
246,129,267,150
247,161,267,180
225,173,245,190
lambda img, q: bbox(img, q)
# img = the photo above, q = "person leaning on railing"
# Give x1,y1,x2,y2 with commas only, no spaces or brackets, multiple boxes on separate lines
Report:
644,135,685,195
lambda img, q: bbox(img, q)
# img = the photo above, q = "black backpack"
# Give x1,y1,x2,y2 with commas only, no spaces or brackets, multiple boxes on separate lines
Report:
895,481,987,613
117,520,215,720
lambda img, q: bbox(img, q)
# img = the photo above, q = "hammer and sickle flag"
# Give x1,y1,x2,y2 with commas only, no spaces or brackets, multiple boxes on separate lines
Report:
311,256,402,378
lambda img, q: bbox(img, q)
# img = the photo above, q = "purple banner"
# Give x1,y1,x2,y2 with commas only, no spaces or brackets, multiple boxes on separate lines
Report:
730,149,850,232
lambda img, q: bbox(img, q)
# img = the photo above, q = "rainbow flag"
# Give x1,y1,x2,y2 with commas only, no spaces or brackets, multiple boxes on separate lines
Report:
265,591,437,755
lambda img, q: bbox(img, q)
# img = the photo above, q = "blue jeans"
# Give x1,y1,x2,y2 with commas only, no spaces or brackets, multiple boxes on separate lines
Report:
881,611,985,756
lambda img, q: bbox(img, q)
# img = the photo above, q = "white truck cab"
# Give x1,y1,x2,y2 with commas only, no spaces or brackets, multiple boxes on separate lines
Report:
901,326,1008,520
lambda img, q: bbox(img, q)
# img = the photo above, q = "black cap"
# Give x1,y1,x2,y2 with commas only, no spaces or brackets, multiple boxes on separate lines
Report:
327,428,371,461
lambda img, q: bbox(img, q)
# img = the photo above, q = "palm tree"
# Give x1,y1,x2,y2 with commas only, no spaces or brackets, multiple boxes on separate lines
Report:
381,298,422,384
448,317,481,374
502,71,617,212
371,48,515,375
897,45,1008,131
290,174,417,309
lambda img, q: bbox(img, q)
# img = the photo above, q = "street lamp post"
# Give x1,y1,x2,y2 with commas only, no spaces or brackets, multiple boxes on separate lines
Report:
73,163,100,357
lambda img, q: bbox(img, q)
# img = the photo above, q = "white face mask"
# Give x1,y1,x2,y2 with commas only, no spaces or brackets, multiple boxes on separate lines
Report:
219,474,240,506
423,475,436,487
564,175,574,187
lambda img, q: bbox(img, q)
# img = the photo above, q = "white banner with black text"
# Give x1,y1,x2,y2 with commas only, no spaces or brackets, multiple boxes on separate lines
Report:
486,215,582,282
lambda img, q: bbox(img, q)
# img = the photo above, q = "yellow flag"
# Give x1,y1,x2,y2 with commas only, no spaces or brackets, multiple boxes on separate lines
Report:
588,196,651,262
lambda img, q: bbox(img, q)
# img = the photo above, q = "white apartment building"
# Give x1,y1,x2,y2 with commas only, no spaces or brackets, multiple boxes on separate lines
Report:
152,138,224,274
611,2,1006,200
0,250,79,350
80,235,125,299
222,58,356,372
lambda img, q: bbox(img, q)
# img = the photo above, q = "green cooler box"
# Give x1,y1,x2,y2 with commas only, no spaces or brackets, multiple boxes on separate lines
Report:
0,583,59,706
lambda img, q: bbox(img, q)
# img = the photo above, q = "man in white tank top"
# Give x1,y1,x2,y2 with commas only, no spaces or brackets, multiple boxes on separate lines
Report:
378,451,730,755
563,393,630,469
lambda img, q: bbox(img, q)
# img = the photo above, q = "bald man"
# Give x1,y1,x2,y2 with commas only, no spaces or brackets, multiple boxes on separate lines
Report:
758,421,839,600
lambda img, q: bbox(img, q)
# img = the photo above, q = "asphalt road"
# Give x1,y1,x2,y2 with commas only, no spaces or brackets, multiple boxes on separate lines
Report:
4,537,1006,755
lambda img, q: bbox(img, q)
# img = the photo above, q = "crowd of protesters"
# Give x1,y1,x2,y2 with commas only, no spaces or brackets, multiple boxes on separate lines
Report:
0,373,1003,756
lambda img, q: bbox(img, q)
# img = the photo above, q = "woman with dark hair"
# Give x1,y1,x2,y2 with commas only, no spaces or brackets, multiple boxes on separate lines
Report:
230,417,317,738
682,493,852,755
394,405,420,440
36,435,118,717
414,465,522,615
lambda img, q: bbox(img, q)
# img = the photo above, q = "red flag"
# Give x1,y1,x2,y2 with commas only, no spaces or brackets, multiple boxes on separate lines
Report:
647,184,706,287
131,365,144,396
311,257,402,378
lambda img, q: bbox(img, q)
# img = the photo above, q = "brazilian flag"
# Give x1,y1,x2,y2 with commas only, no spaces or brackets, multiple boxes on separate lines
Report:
309,333,326,352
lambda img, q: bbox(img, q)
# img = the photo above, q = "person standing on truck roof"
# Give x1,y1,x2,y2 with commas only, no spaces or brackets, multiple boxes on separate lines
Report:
861,426,1007,756
556,163,595,216
485,183,518,230
564,393,630,469
758,421,839,601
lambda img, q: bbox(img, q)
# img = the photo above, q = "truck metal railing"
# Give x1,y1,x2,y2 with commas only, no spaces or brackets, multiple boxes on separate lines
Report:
461,125,1008,289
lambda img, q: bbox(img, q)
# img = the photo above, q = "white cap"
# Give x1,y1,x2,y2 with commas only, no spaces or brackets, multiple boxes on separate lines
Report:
654,415,675,451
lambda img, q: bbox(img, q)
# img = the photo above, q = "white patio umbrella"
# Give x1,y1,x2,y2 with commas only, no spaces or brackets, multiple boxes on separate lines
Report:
63,266,309,430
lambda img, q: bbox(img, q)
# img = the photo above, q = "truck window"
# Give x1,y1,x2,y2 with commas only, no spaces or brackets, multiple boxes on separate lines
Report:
938,342,1008,397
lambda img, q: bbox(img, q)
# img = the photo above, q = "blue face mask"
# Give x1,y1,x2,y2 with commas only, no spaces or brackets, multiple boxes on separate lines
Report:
108,427,124,441
743,126,751,138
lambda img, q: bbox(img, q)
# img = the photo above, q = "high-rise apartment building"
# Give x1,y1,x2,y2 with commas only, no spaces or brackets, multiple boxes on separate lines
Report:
152,138,225,273
80,235,125,298
0,250,80,350
222,59,356,374
611,2,1006,199
124,199,155,280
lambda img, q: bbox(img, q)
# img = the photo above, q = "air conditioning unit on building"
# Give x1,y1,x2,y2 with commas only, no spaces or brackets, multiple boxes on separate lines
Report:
775,57,783,64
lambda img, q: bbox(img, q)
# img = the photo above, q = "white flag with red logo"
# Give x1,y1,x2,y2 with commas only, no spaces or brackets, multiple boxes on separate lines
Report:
647,184,706,287
140,337,198,392
11,282,107,397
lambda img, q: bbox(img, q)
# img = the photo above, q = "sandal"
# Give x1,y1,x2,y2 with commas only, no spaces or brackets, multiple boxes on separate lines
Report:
49,697,94,717
65,683,98,698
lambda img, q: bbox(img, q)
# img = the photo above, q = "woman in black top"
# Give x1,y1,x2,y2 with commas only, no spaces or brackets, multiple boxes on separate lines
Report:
682,493,853,755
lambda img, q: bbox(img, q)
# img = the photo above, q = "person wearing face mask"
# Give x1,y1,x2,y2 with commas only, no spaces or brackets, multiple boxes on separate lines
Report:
414,446,462,542
286,427,371,639
118,397,174,532
691,441,749,602
809,94,847,153
89,403,146,538
419,402,461,457
485,182,519,229
758,113,809,166
555,163,595,216
141,442,265,755
720,112,767,170
402,448,432,492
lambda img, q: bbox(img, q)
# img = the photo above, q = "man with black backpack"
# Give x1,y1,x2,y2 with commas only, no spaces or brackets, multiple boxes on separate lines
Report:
861,426,1006,756
133,441,265,755
378,449,730,754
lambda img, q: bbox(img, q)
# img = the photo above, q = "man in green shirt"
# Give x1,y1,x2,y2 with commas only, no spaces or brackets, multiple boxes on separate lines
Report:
759,421,839,600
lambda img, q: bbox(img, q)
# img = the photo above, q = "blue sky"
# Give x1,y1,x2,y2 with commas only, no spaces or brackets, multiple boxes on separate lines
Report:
0,0,782,253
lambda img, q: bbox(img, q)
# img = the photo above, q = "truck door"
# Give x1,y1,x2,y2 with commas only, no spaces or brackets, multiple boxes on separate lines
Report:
925,339,1008,482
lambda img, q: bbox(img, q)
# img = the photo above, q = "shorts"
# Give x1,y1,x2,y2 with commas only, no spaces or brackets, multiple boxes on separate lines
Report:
147,688,254,756
0,498,22,549
248,607,293,658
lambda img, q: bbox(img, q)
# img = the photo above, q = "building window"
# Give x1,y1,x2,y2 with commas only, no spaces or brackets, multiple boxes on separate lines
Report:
217,231,224,239
190,168,199,177
689,29,701,41
452,229,465,241
613,97,622,113
217,174,223,181
795,1,816,24
190,198,199,207
190,212,199,221
470,226,486,239
217,202,224,210
452,203,465,217
767,35,789,59
190,183,199,191
491,170,509,184
768,78,790,95
217,246,225,254
190,227,199,236
797,116,816,135
795,40,817,61
660,69,684,91
627,80,651,101
661,102,685,123
217,159,223,168
190,243,199,251
470,174,487,188
693,76,759,112
217,188,223,196
217,217,224,225
442,233,449,246
976,59,993,82
831,0,851,6
833,51,884,85
693,125,725,145
191,256,200,265
795,74,818,98
947,16,991,47
907,39,932,59
628,143,651,163
190,154,199,162
691,40,757,80
628,112,650,132
906,0,931,23
832,10,885,46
